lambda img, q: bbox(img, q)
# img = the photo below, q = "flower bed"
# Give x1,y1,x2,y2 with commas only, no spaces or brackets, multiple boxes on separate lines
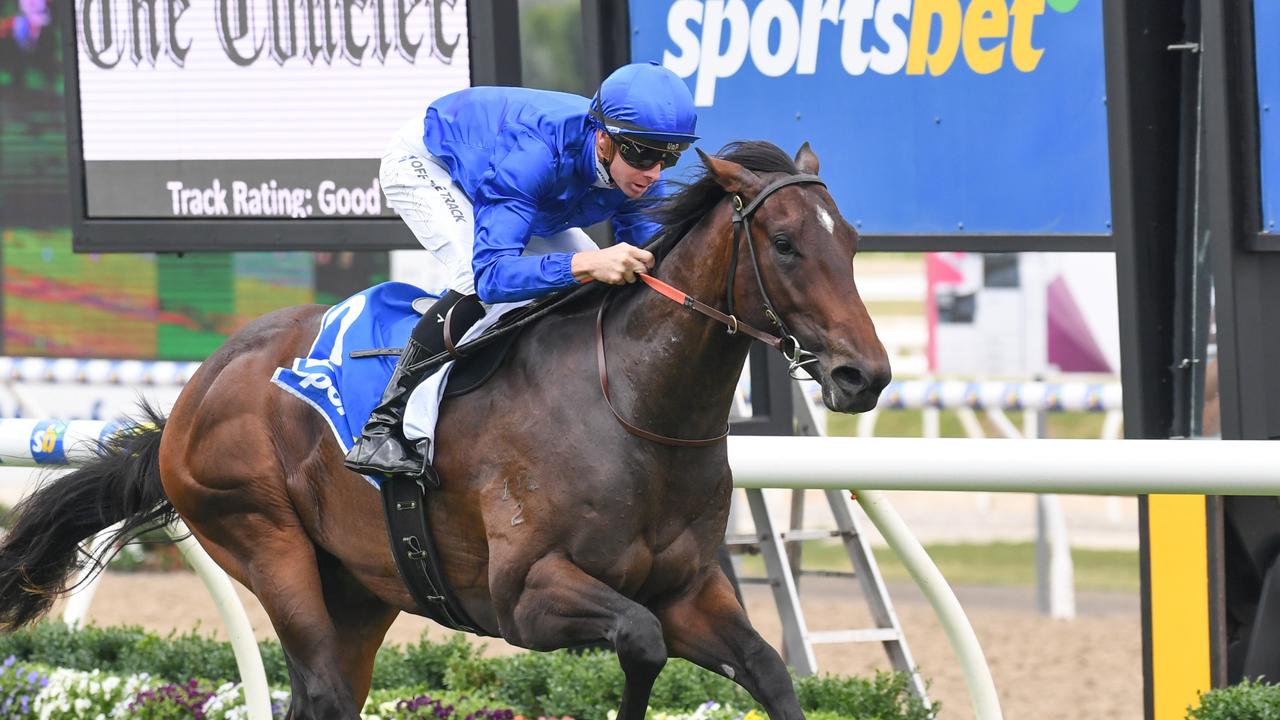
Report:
0,623,935,719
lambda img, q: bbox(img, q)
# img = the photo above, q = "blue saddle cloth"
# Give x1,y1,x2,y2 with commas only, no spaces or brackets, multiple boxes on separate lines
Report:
271,282,437,460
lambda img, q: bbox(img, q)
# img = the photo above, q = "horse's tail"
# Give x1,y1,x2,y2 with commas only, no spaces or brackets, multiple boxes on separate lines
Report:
0,402,176,630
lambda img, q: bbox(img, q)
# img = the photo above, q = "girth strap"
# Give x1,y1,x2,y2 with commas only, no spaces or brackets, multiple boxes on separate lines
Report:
380,477,485,634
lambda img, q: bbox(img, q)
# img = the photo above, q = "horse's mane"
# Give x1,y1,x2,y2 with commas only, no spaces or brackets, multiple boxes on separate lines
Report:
519,141,800,323
644,140,800,265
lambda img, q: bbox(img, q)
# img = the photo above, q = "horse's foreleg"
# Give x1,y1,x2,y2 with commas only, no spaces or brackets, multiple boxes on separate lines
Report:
657,570,806,720
503,555,667,720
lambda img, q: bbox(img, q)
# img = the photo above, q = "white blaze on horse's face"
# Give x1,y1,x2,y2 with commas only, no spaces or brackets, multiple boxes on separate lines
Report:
815,205,835,236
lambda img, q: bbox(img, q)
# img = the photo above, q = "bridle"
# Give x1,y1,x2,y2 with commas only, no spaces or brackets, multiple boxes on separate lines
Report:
597,172,827,447
726,173,824,378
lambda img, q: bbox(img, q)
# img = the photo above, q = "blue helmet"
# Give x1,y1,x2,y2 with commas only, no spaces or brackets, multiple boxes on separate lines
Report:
590,62,699,149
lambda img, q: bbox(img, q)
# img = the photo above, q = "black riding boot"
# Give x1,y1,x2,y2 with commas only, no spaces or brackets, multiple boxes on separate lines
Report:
343,291,486,480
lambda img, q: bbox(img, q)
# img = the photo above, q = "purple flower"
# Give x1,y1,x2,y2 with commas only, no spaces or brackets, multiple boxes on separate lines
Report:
128,680,215,718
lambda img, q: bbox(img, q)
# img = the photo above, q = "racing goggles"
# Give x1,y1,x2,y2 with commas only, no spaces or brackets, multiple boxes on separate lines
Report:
612,135,686,170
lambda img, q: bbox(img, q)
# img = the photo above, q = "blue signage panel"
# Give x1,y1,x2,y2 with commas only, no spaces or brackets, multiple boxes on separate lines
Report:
1257,0,1279,233
630,0,1111,235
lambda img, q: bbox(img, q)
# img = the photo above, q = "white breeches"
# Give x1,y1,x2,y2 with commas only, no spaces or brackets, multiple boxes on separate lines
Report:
381,116,597,297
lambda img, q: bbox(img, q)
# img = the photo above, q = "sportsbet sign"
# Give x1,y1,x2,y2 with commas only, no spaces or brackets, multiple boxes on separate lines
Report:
630,0,1109,236
664,0,1076,106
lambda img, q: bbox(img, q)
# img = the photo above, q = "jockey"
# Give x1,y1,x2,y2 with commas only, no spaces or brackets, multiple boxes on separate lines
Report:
345,61,699,480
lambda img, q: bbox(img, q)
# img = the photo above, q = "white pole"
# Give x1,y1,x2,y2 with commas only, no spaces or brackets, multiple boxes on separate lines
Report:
922,407,941,439
856,407,880,438
856,490,1003,720
62,525,119,629
1023,409,1076,620
1102,410,1127,523
1037,495,1076,620
954,408,992,515
984,409,1022,440
168,523,272,720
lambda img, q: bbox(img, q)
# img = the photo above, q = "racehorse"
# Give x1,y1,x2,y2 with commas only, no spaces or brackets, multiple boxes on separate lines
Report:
0,141,890,719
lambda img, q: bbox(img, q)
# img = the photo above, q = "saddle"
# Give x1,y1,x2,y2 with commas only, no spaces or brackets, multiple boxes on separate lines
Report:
350,301,524,399
271,280,599,634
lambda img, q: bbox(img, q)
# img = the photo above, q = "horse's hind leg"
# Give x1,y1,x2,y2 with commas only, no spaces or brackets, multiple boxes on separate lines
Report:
314,548,402,704
502,555,667,720
182,512,393,719
656,570,806,720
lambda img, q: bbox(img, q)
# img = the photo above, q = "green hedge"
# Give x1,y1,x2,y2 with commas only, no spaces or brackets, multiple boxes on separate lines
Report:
1189,678,1280,719
0,623,935,720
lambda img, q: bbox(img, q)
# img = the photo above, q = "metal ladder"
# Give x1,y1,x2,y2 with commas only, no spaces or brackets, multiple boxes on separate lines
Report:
725,381,929,705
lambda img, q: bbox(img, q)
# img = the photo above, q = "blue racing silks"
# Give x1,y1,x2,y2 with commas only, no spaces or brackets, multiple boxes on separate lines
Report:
421,87,667,303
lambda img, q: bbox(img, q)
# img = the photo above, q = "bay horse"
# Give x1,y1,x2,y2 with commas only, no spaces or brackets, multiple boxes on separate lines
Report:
0,142,890,719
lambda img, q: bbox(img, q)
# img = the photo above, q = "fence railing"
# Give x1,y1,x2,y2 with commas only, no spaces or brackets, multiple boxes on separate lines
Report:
6,417,1279,720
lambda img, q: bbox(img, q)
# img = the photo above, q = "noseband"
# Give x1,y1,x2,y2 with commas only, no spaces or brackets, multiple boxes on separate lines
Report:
597,172,827,447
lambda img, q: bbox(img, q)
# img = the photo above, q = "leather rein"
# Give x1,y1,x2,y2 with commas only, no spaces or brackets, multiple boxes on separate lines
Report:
596,173,826,448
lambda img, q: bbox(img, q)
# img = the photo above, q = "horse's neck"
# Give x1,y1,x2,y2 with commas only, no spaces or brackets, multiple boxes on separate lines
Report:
607,203,754,439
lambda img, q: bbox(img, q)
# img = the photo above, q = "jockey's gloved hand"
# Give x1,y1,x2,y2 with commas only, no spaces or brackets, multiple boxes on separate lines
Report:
571,243,655,285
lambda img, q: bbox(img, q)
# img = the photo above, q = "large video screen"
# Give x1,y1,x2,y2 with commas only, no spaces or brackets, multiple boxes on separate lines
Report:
66,0,471,250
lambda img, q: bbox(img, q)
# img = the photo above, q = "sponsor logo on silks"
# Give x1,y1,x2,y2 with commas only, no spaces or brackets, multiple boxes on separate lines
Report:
661,0,1082,106
31,420,68,465
427,179,468,223
409,158,433,182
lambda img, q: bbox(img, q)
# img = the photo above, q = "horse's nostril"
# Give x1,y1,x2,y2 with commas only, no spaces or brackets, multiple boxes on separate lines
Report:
831,365,868,394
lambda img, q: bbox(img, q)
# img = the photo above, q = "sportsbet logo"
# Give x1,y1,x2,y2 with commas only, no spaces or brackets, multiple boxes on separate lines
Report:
662,0,1082,106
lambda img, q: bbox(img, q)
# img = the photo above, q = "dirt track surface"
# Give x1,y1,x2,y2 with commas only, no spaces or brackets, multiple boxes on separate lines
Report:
56,572,1142,720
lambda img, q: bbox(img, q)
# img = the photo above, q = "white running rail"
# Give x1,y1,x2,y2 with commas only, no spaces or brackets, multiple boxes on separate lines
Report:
9,421,1276,720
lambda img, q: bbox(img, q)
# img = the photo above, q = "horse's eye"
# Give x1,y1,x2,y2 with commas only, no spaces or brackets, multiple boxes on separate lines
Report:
773,236,794,255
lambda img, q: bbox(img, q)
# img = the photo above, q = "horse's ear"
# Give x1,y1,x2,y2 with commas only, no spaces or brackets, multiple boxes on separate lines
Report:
697,148,762,195
795,142,820,175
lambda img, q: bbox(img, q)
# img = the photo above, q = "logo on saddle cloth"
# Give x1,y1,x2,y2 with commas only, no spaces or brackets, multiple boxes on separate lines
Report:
272,357,356,454
271,281,518,480
294,359,346,416
271,282,428,460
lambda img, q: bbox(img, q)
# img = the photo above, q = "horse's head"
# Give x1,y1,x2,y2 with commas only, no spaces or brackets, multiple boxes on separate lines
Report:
698,143,891,413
